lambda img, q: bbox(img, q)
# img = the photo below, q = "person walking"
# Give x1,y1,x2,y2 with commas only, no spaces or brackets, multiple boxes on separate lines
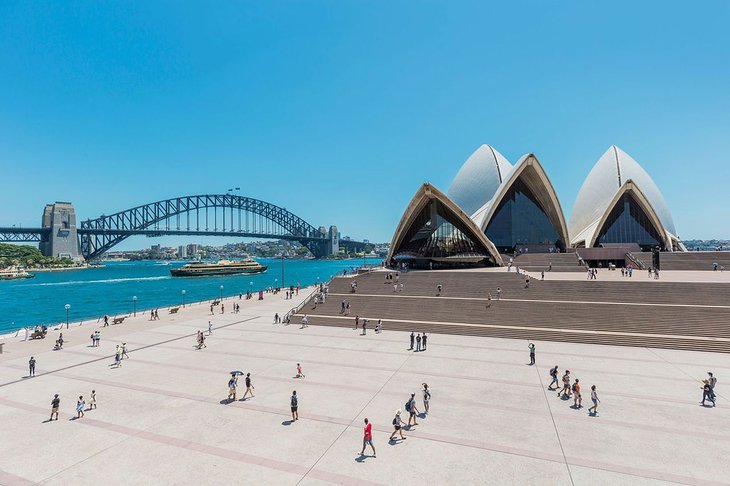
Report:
296,363,305,379
399,283,404,292
121,343,130,360
588,385,600,415
103,315,109,327
290,391,299,421
301,315,309,328
572,379,582,408
528,343,536,365
415,333,422,352
50,394,60,421
409,331,415,350
76,396,85,419
88,390,97,410
29,356,36,377
362,319,367,335
708,372,718,402
406,393,419,426
360,418,376,457
422,383,431,414
558,370,572,398
208,321,213,335
242,373,255,400
486,293,492,308
701,379,716,407
422,333,427,351
389,410,406,441
227,374,238,401
354,315,359,330
437,283,442,295
496,287,501,300
548,365,559,390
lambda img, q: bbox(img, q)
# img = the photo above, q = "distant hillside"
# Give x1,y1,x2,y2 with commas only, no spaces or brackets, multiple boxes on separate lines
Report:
0,243,75,268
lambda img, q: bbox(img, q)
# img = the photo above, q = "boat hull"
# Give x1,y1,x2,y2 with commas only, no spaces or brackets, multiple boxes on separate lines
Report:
170,265,268,277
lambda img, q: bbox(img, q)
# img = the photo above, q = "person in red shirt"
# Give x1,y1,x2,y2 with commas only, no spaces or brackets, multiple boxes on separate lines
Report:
360,418,376,457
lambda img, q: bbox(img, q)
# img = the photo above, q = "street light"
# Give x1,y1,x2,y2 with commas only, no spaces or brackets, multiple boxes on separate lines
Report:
133,295,137,317
64,304,70,329
274,277,278,290
182,289,186,308
219,285,224,301
281,254,285,288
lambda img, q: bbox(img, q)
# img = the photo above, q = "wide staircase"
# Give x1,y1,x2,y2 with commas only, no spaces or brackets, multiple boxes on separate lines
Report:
512,252,585,272
660,251,730,271
292,270,730,353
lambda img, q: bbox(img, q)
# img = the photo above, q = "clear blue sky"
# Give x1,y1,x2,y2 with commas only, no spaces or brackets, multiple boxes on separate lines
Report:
1,1,728,249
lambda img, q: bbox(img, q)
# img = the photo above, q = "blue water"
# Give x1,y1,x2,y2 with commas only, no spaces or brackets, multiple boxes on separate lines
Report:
0,258,378,333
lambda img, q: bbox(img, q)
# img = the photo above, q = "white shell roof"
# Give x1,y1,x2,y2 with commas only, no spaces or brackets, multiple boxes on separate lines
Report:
447,145,512,216
569,146,676,243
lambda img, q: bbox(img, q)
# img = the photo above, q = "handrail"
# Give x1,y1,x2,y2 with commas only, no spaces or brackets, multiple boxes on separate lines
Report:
284,279,334,323
625,252,646,270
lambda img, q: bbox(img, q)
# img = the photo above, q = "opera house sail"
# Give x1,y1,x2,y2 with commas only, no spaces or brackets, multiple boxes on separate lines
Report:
388,183,502,268
447,145,512,216
570,146,684,251
470,154,570,254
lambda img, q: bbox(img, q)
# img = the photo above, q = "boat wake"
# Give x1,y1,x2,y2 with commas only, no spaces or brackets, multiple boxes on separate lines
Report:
28,276,170,287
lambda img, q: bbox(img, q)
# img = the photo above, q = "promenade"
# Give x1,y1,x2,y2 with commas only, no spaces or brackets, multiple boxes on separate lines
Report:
0,283,728,485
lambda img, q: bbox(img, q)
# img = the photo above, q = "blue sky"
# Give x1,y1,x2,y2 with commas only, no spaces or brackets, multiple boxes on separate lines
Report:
1,1,728,249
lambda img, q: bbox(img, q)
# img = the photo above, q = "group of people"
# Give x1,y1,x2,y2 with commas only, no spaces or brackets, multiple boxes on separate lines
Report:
361,383,432,457
89,330,102,347
227,372,255,401
547,365,600,415
408,331,428,351
48,390,97,421
112,343,129,367
701,372,718,407
352,315,382,335
340,300,351,315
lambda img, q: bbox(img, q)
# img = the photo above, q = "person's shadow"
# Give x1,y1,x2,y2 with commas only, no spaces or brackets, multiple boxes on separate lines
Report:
219,398,235,405
281,420,294,426
355,453,374,462
42,418,53,423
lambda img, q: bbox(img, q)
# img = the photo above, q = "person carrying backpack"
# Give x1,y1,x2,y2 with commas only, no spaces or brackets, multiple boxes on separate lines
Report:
548,366,559,390
406,393,419,426
389,410,406,441
290,391,299,421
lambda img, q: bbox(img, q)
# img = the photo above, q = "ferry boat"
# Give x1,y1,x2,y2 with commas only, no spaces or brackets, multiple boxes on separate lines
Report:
170,259,267,277
0,266,35,280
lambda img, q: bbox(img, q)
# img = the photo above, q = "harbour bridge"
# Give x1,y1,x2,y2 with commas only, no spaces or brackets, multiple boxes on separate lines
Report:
0,194,367,260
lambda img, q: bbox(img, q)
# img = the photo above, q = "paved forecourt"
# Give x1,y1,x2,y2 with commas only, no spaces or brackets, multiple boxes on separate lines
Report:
0,287,729,485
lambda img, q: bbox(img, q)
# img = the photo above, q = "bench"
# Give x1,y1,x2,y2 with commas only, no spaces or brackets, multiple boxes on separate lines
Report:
30,330,47,340
112,317,125,325
169,307,180,314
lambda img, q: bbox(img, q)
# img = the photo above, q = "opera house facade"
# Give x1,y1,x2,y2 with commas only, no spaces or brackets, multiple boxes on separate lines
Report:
388,145,683,268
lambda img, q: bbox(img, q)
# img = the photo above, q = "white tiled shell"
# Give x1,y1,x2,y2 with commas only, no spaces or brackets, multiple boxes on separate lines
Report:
569,146,676,245
447,145,512,217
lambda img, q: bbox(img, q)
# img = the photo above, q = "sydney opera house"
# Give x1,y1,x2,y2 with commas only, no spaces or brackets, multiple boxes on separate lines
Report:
388,145,684,268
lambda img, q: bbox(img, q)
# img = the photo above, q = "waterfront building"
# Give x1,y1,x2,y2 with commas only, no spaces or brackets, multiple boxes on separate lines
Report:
178,245,188,258
388,144,683,267
387,183,502,268
570,146,684,251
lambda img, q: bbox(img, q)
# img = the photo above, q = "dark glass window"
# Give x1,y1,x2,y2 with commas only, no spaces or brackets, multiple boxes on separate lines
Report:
395,200,488,260
595,193,664,251
485,179,563,253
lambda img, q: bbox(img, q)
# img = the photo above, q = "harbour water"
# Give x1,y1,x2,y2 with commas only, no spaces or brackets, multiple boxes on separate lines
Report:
0,258,378,334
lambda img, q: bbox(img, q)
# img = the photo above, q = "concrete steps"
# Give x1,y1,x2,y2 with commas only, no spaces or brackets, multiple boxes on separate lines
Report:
293,271,730,353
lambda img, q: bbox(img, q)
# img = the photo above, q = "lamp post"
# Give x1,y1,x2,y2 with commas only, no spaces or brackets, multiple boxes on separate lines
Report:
249,281,253,295
133,296,137,317
182,289,186,308
281,254,285,288
219,285,224,301
274,278,278,291
64,304,70,329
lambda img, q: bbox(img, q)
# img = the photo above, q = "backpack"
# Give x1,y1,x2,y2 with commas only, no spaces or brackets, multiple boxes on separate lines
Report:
405,400,412,412
571,383,576,392
550,367,557,377
392,417,397,425
291,396,298,407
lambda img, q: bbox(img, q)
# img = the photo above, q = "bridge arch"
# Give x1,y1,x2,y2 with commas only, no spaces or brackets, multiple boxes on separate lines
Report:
79,194,327,259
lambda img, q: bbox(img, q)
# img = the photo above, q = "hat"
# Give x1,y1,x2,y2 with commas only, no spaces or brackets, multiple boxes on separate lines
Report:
396,409,401,415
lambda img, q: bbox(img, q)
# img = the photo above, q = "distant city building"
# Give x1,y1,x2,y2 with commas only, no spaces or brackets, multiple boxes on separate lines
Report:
178,245,187,258
187,244,200,256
